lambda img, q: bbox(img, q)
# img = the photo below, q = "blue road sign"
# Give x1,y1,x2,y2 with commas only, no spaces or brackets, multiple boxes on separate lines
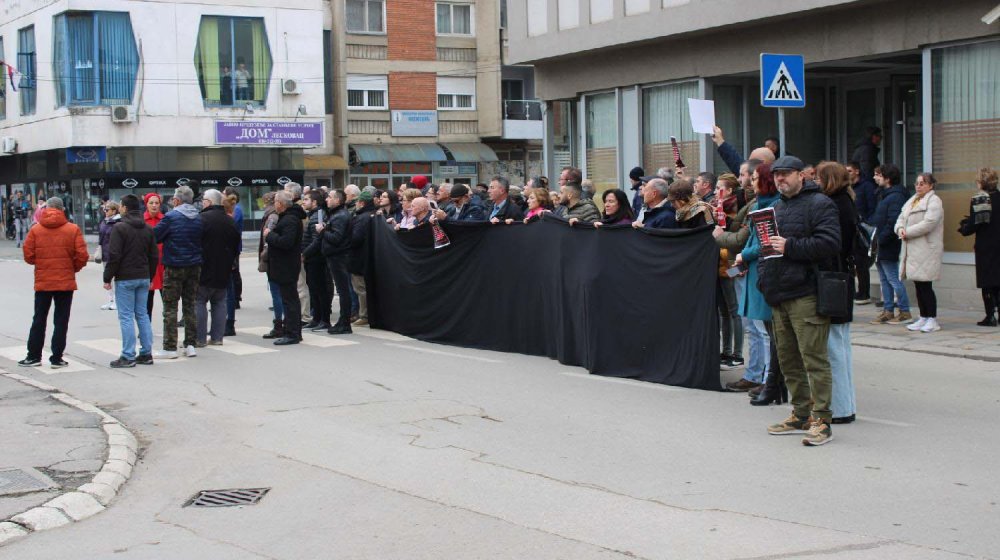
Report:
760,54,805,108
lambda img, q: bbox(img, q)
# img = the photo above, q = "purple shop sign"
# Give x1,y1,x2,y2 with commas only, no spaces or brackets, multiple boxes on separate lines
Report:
215,121,324,146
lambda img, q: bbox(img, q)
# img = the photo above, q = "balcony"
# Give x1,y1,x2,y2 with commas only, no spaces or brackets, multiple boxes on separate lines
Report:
502,99,543,140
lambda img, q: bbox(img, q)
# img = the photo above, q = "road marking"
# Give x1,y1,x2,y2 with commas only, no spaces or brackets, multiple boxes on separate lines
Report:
201,339,278,355
352,327,414,342
0,346,95,374
856,415,915,428
557,370,685,391
384,343,504,363
239,326,359,348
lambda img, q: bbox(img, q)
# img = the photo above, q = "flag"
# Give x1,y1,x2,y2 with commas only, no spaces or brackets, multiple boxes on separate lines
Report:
2,61,18,93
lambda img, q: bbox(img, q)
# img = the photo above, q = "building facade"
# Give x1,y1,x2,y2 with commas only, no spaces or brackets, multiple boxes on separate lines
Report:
0,0,332,234
330,0,543,190
508,0,1000,309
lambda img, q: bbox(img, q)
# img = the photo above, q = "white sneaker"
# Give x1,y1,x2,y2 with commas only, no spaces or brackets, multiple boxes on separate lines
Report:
920,317,941,333
154,349,178,360
907,317,928,331
185,345,197,358
100,302,113,310
109,301,117,310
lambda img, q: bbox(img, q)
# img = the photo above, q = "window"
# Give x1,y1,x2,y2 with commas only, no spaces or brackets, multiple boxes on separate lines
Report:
527,0,547,36
436,3,473,36
18,26,36,116
500,0,507,28
590,0,613,23
642,81,699,175
586,92,617,192
0,37,5,120
347,74,388,110
558,0,579,29
53,12,139,106
437,76,475,110
194,16,273,107
346,0,385,34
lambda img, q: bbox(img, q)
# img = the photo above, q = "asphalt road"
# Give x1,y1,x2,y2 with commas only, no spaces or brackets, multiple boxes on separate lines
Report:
1,256,998,560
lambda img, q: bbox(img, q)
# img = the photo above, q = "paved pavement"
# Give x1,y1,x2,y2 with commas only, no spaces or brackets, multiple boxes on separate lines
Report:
0,239,998,559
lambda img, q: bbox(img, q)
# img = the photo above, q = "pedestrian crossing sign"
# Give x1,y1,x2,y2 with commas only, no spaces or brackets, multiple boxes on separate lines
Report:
760,53,805,108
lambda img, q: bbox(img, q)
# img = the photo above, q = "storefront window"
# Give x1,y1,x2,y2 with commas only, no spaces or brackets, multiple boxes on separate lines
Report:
932,40,1000,252
642,81,698,177
585,92,618,194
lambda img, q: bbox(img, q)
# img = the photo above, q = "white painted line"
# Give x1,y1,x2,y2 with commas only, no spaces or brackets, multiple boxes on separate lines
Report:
301,333,359,348
352,327,414,342
557,370,685,392
240,326,277,337
201,339,278,356
74,339,123,356
383,343,504,363
856,415,915,428
0,346,94,374
0,345,28,362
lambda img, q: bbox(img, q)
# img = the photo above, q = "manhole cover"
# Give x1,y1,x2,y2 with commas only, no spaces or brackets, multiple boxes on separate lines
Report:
0,467,58,496
184,488,270,507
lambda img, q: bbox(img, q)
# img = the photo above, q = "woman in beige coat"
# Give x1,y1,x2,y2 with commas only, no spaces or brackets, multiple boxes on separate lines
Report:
895,173,944,332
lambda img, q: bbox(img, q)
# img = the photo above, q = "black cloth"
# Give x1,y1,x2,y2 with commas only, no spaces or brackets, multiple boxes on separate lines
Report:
853,245,871,300
914,281,937,318
27,290,73,362
327,255,353,327
320,205,352,257
828,189,858,323
265,205,306,285
971,192,1000,288
305,259,331,324
278,281,302,338
368,216,721,390
758,181,841,307
348,208,374,275
104,212,158,284
198,205,241,289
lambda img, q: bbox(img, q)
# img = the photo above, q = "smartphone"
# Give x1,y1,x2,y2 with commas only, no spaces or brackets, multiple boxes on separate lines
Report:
726,265,742,278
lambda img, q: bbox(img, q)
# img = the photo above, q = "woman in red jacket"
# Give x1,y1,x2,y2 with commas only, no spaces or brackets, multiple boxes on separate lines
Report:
143,193,165,320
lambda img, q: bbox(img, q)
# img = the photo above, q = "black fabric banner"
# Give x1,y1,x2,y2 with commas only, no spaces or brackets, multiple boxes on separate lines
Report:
368,215,721,391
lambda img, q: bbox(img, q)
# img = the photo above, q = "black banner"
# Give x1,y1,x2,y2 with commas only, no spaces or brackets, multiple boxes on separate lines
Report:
369,216,722,390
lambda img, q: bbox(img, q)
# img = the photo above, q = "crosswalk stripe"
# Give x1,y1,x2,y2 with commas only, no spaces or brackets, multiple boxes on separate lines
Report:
0,346,95,374
201,339,278,355
237,326,358,348
351,327,414,342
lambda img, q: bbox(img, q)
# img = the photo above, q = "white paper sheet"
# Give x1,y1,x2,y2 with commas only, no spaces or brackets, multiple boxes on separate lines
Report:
687,98,716,135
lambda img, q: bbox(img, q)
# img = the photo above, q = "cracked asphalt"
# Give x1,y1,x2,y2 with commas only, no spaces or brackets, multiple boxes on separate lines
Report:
1,253,998,559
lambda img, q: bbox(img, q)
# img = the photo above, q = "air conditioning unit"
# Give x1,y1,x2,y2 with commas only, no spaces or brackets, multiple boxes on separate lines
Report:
0,137,16,155
281,79,301,95
111,105,136,123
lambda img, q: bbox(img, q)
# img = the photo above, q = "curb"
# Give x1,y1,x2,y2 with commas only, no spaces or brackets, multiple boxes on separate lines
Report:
0,370,139,547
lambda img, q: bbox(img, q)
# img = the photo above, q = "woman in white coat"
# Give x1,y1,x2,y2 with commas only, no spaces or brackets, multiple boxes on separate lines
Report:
895,173,944,332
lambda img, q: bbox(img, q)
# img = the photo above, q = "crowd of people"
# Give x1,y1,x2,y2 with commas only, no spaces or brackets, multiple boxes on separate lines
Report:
14,128,1000,446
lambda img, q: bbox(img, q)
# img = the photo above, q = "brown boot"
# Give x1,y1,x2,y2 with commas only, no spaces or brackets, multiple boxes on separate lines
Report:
869,310,891,325
725,378,762,392
887,311,913,325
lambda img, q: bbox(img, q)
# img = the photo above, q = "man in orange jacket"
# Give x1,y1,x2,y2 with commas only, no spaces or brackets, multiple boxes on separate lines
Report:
20,197,89,368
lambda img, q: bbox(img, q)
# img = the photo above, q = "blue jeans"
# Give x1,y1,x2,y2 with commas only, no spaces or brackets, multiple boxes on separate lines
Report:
268,280,284,321
742,319,770,383
877,260,909,313
115,278,153,360
828,323,855,418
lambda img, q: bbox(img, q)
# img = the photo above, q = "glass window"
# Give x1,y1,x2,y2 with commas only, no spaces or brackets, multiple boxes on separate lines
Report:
194,16,273,107
0,37,5,120
711,85,743,174
642,81,699,176
437,76,475,110
932,40,1000,252
586,92,618,193
53,12,139,106
346,74,388,110
436,3,473,35
18,26,36,116
346,0,385,33
551,100,576,171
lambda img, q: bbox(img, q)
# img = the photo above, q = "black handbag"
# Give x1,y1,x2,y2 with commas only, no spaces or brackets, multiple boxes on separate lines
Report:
814,263,851,318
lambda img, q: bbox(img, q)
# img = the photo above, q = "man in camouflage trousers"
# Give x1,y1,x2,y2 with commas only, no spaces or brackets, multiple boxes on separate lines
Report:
153,185,203,359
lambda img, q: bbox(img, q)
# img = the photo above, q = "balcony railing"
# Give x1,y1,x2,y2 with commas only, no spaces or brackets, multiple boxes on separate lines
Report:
503,99,542,121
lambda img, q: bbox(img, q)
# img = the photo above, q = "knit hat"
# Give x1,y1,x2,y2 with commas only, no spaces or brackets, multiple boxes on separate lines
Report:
143,192,162,204
359,190,374,202
411,175,429,189
629,167,645,181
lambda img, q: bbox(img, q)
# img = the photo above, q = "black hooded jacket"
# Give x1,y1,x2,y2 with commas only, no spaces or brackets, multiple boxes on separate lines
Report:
265,204,306,285
104,211,158,284
199,205,241,289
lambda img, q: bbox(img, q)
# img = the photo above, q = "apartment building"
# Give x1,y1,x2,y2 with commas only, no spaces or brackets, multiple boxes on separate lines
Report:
508,0,1000,308
329,0,543,190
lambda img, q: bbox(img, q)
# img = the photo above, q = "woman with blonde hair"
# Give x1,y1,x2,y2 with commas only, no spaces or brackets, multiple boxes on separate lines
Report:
897,172,944,333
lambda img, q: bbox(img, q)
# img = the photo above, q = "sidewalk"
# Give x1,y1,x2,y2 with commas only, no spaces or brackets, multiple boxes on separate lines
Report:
850,301,1000,362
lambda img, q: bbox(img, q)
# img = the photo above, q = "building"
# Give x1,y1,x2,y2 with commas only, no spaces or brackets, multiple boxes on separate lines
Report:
0,0,332,234
330,0,543,190
508,0,1000,309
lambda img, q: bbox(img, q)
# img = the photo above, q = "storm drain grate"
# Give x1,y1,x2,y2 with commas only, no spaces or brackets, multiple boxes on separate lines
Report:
184,488,270,507
0,467,58,496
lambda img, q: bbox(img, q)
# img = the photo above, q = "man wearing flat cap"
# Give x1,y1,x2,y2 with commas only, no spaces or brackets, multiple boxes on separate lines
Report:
758,156,841,446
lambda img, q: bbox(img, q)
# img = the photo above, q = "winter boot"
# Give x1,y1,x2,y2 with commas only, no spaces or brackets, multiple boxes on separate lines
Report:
263,319,284,339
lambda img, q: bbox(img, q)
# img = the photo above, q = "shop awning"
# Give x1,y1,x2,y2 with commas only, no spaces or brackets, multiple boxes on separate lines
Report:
304,154,349,170
439,142,499,162
351,143,448,163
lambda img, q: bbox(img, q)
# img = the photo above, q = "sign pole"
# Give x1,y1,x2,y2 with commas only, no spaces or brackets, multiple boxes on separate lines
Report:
778,108,786,158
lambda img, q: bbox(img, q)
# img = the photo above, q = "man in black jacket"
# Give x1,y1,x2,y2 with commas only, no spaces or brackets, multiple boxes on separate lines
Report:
195,189,241,347
850,126,882,182
301,190,332,331
104,194,158,368
759,156,841,446
349,191,375,327
317,189,353,334
438,184,486,222
487,176,524,223
264,191,306,345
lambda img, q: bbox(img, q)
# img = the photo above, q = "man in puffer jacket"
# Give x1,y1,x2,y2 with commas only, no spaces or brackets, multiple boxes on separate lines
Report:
758,156,841,447
20,197,89,368
153,185,203,359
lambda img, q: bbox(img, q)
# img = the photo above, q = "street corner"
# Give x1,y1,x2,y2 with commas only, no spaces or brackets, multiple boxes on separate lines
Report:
0,372,141,547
